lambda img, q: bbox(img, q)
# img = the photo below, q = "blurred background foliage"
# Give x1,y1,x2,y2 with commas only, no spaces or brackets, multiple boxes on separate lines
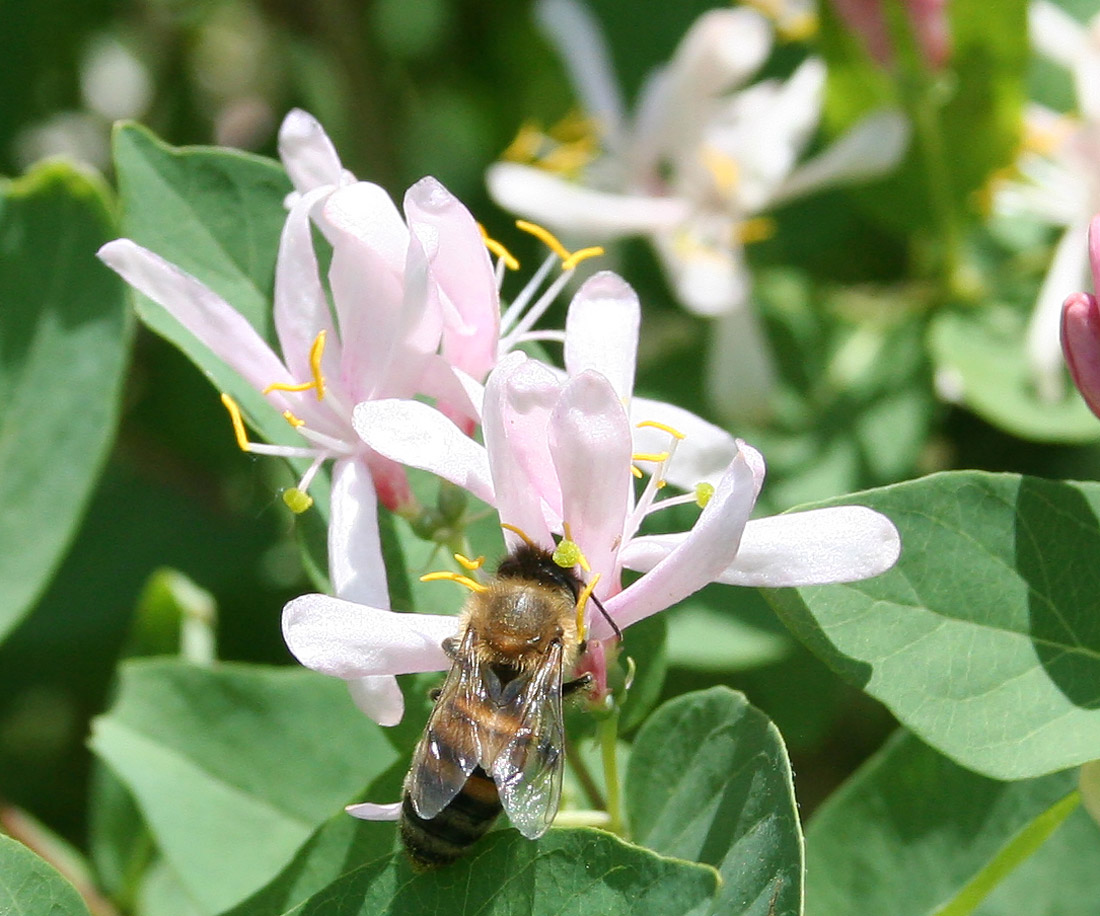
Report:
2,0,1100,877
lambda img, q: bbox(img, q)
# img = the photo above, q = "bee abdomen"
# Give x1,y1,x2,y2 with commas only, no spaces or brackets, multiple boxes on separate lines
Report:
400,767,502,869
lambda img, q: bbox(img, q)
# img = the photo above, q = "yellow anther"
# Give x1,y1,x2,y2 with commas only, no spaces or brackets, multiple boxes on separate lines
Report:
501,522,537,547
631,465,644,479
656,479,667,490
554,537,590,572
632,451,670,464
695,482,715,508
540,141,597,176
420,571,489,594
479,227,520,270
220,393,252,453
780,12,818,41
308,330,327,401
737,217,777,245
263,380,315,395
502,120,545,162
516,220,572,261
283,410,305,428
454,553,486,571
700,145,740,197
282,488,314,514
636,420,685,440
548,110,598,144
574,572,602,640
561,246,604,271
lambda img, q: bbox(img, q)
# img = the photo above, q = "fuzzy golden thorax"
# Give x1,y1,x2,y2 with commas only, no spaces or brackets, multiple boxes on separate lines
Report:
461,578,581,673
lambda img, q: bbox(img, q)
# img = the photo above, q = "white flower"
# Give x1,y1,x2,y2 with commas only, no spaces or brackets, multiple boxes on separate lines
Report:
994,1,1100,402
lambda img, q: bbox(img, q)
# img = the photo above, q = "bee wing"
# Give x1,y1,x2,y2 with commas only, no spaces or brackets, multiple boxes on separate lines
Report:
405,626,488,820
489,641,565,840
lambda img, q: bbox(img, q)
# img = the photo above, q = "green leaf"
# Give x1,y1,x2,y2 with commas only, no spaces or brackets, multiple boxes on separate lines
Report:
766,471,1100,779
271,829,718,916
0,834,91,916
805,730,1078,916
929,307,1100,443
625,688,802,916
89,659,398,915
111,122,312,486
0,161,131,643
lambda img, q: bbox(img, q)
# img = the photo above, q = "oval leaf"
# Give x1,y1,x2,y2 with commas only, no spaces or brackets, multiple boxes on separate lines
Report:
625,687,803,916
0,162,131,642
805,729,1077,916
767,471,1100,779
0,834,91,916
89,659,398,915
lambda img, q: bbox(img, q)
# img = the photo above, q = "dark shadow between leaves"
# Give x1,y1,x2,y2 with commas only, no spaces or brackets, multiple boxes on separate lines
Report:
1015,476,1100,709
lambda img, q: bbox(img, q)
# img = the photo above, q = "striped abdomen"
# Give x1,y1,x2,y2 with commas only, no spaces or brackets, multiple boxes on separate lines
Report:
399,766,502,869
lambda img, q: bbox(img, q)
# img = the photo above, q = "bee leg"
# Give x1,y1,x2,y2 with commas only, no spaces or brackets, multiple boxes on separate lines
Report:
441,637,458,658
562,673,594,697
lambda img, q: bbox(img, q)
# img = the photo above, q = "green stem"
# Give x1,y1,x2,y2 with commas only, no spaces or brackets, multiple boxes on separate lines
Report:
565,736,606,811
599,708,625,837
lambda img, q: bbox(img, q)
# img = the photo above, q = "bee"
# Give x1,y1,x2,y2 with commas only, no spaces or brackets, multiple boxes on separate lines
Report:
399,543,598,869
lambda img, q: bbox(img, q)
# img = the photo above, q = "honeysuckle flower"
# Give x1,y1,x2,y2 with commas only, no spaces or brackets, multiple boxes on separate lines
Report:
281,274,901,739
830,0,951,70
487,0,907,417
993,1,1100,402
1060,216,1100,418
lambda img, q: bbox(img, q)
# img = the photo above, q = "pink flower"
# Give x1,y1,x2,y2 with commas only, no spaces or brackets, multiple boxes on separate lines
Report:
1061,216,1100,417
282,272,901,726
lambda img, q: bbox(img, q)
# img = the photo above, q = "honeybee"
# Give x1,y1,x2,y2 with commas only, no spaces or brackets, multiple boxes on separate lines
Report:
399,543,597,869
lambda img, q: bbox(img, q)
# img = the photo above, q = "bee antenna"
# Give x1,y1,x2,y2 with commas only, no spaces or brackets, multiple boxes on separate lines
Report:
588,592,622,642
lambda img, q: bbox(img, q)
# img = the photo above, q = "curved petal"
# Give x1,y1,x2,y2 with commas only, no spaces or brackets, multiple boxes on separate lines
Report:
599,448,757,636
629,396,737,489
549,371,633,586
282,594,456,678
704,304,778,424
1062,292,1100,418
536,0,625,143
274,186,338,384
346,801,402,821
353,399,495,505
278,109,348,194
405,176,500,381
775,109,910,206
483,354,561,548
346,675,405,727
564,271,640,401
329,457,389,608
1030,1,1089,73
486,162,690,238
651,222,748,316
97,239,294,396
1028,220,1090,402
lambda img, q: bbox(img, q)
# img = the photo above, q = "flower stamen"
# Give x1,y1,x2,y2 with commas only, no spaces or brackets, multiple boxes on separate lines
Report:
221,393,251,453
478,223,520,270
263,330,328,401
575,571,602,639
454,553,486,571
420,571,489,593
736,217,777,245
283,410,305,428
636,420,685,440
516,220,605,272
501,522,537,546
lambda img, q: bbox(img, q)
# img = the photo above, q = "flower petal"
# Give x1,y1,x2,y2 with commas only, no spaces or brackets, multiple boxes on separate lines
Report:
274,186,337,384
346,676,405,727
1028,219,1090,402
651,221,747,316
1030,1,1089,74
563,271,640,402
549,371,633,586
278,109,349,195
282,594,456,678
775,109,910,206
97,239,294,396
703,305,778,424
346,801,402,821
1062,292,1100,418
329,457,389,607
484,354,561,547
404,177,499,381
600,447,757,635
486,162,690,238
353,399,495,505
536,0,625,143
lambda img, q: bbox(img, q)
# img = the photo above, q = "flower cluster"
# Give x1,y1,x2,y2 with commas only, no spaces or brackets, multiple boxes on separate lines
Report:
102,106,901,812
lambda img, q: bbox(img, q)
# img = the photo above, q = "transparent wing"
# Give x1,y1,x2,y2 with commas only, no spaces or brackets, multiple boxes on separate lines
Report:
489,641,566,839
405,626,488,820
